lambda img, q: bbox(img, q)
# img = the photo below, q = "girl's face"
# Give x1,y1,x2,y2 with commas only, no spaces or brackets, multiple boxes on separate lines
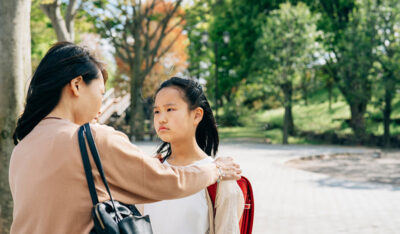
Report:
153,87,202,143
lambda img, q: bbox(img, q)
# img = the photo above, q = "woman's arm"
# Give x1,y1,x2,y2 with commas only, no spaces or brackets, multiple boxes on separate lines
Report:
214,181,245,234
90,124,238,204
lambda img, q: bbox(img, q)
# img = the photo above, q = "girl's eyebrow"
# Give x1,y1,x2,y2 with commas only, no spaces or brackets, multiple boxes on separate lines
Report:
153,103,176,108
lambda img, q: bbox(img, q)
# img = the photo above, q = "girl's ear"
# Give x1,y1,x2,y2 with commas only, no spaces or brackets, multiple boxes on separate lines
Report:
69,76,83,97
193,107,204,125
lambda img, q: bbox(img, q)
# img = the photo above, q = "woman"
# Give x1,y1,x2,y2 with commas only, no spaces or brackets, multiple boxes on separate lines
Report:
9,42,241,234
144,77,244,234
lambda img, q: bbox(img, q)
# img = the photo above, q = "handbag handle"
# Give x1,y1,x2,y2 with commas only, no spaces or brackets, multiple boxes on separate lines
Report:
78,124,122,220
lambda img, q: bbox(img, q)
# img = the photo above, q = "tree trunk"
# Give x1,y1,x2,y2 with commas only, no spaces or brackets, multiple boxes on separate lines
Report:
0,0,31,233
40,0,74,42
149,106,155,141
282,106,290,145
328,82,332,111
129,23,146,141
287,103,294,136
130,80,145,141
383,80,394,148
281,82,294,144
349,101,367,143
285,83,295,136
302,78,308,106
303,88,308,106
65,0,78,42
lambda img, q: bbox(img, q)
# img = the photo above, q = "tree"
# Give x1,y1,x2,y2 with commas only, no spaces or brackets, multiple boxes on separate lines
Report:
184,0,212,81
207,0,284,102
40,0,85,42
186,0,287,123
0,0,31,233
322,0,379,141
32,0,95,68
114,15,188,99
89,0,185,140
374,0,400,147
254,2,321,144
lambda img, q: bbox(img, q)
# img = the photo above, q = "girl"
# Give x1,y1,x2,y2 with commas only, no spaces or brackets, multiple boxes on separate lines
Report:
144,77,244,234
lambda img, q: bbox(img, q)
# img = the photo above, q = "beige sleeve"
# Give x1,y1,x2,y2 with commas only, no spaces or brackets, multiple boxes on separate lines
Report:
214,180,245,234
90,124,219,204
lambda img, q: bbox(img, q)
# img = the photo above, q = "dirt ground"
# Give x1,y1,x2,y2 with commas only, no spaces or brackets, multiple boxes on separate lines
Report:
286,150,400,186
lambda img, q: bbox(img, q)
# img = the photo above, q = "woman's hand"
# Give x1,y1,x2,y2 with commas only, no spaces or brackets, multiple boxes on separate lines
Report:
214,157,242,181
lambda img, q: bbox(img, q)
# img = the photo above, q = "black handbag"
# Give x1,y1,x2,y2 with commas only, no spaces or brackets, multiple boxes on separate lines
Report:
78,123,153,234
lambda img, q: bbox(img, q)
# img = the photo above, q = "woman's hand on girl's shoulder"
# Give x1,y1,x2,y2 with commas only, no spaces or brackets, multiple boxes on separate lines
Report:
214,157,242,181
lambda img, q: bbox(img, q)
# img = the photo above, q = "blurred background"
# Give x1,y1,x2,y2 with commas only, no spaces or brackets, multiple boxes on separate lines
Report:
1,0,400,233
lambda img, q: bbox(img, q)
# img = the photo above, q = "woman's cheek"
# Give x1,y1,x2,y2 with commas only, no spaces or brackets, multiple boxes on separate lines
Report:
97,95,103,110
90,93,102,121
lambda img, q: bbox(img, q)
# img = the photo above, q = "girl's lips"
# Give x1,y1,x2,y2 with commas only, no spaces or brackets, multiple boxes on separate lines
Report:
158,127,169,131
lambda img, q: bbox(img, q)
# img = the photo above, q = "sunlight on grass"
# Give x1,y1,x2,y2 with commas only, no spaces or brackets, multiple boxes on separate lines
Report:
219,95,400,144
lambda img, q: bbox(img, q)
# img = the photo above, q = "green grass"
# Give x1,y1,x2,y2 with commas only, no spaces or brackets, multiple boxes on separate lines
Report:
219,90,400,144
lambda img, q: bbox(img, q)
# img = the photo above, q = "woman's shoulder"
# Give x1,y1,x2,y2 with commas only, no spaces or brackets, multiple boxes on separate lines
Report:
90,123,128,140
89,123,117,133
89,123,141,152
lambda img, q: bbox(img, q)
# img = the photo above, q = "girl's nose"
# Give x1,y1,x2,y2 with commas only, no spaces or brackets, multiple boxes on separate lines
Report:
158,113,167,123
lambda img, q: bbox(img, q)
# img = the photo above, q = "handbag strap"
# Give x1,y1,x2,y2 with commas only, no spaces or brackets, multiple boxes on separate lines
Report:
82,123,117,204
78,124,122,220
78,126,99,205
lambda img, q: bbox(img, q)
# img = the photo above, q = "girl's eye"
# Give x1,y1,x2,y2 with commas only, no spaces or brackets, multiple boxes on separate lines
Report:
167,108,174,112
154,110,159,114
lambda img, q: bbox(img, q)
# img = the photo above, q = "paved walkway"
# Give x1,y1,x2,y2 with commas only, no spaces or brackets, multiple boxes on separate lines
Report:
136,142,400,234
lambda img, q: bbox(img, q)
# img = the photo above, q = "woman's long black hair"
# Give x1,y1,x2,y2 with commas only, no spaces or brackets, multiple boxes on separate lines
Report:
13,42,107,145
155,77,219,158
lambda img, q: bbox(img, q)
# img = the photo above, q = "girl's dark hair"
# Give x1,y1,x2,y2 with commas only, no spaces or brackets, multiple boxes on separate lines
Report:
155,77,219,158
13,41,108,145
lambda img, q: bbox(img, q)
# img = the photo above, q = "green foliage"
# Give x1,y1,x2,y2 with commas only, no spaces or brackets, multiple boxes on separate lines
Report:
185,0,290,122
206,0,275,99
218,100,246,127
303,0,369,139
184,0,213,81
254,2,321,89
327,1,378,101
305,0,400,142
31,0,57,69
194,0,400,143
372,0,400,105
306,0,356,38
252,2,321,143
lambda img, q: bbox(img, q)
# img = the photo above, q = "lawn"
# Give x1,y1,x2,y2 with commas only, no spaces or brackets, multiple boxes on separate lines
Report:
219,89,400,145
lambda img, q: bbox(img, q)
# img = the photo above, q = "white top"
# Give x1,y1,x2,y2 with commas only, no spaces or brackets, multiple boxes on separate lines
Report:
144,157,214,234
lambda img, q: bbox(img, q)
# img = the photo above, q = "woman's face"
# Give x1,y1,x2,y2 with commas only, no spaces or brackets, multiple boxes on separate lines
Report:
75,73,105,124
153,87,200,143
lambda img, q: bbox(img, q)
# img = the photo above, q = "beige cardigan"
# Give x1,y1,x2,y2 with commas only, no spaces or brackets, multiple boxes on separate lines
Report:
9,118,219,234
206,181,244,234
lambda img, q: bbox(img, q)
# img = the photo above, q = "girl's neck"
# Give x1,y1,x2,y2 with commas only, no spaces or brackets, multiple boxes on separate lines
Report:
168,138,208,166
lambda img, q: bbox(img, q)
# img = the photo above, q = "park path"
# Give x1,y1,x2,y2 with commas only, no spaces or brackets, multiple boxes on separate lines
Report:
136,142,400,234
